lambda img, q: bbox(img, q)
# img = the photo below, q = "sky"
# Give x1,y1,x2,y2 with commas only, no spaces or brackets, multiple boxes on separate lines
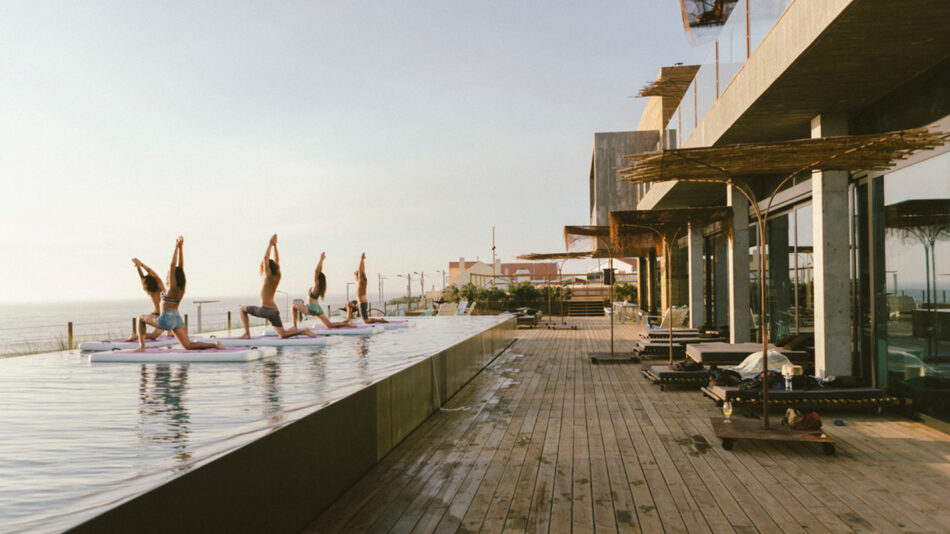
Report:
0,1,712,303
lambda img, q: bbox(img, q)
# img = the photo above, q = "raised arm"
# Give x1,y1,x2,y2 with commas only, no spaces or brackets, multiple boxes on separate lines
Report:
314,252,326,285
169,237,181,272
262,234,277,270
176,236,183,268
358,252,366,277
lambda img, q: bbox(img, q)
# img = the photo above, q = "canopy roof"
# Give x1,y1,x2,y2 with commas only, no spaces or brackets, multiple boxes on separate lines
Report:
609,207,733,250
564,225,659,257
885,199,950,230
637,65,700,98
516,251,614,261
618,128,949,185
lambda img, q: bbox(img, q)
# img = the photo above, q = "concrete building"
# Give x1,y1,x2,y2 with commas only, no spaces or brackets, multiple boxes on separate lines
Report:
597,0,950,418
448,258,558,287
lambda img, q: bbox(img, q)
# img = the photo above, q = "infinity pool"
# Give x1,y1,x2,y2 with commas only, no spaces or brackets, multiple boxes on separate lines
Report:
0,315,510,532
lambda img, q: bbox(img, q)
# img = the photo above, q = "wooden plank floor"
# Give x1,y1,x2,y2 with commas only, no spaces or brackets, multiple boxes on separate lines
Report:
305,318,950,533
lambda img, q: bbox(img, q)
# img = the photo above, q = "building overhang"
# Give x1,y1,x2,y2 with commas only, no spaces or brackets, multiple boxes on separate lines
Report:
648,0,950,208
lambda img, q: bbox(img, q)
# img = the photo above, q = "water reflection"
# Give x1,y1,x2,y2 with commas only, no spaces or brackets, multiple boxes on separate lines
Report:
261,358,283,425
137,363,191,465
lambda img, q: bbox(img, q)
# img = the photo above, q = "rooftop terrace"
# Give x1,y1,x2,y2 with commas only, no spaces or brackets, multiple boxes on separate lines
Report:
308,317,950,533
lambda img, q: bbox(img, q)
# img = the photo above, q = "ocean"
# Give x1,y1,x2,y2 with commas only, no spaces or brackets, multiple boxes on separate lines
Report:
0,292,412,356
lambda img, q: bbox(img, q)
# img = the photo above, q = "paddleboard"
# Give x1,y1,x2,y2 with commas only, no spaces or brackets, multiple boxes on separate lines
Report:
213,335,336,347
265,325,383,336
354,319,410,329
89,346,277,362
79,338,179,351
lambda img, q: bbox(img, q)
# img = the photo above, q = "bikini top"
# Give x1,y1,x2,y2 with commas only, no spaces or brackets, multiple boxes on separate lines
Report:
161,292,181,304
309,289,320,300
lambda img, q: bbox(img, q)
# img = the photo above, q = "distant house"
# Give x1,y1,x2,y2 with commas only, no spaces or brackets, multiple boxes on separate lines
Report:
449,258,559,288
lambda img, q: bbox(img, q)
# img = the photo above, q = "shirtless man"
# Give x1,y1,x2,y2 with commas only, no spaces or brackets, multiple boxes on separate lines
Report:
240,234,316,339
291,252,351,329
345,253,388,323
124,258,166,342
134,236,221,352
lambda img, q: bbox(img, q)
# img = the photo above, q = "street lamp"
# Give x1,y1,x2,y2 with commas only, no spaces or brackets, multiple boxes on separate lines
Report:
413,271,426,309
396,273,412,312
435,269,447,290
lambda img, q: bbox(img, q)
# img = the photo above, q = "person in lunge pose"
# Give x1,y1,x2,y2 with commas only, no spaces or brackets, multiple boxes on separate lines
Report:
290,252,352,329
240,234,317,339
124,258,167,342
134,236,221,351
345,253,388,323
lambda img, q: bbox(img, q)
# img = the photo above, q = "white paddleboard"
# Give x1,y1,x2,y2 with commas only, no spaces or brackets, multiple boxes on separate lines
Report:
354,319,410,329
89,346,277,362
79,338,179,351
265,325,383,336
213,335,336,347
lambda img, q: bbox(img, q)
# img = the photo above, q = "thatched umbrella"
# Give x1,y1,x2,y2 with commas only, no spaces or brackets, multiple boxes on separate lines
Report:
519,227,656,357
618,126,949,430
609,207,733,365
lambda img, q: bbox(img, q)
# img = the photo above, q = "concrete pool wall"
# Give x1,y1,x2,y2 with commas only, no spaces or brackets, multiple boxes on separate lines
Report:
71,315,516,533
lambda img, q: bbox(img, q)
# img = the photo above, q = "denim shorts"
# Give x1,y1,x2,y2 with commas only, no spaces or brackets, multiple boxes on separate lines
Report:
156,309,185,331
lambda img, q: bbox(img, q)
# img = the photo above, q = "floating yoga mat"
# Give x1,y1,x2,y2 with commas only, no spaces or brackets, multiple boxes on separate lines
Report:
89,346,277,362
79,338,179,351
212,335,337,347
265,325,383,336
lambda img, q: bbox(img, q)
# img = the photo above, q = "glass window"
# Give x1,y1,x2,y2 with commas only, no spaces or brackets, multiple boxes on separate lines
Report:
880,153,950,417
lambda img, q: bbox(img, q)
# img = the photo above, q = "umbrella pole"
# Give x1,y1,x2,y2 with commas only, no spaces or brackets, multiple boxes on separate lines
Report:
610,256,615,355
668,240,674,365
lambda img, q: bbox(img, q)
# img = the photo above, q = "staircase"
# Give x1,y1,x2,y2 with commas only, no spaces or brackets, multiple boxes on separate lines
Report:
567,299,607,317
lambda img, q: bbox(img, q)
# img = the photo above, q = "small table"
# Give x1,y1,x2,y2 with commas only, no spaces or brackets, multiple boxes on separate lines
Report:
711,416,835,454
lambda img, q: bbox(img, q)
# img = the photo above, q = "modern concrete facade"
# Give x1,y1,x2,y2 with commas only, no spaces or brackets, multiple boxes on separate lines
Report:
599,0,950,415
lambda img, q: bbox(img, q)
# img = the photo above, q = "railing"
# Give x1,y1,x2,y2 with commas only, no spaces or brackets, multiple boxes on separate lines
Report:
669,0,794,148
468,272,637,297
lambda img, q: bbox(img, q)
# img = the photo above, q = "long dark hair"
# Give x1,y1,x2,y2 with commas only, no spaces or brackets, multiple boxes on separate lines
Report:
315,272,327,299
142,274,159,293
268,259,279,276
174,266,186,289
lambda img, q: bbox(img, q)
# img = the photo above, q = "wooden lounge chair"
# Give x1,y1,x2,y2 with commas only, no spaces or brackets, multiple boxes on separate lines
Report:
642,363,710,390
437,303,458,316
701,384,901,410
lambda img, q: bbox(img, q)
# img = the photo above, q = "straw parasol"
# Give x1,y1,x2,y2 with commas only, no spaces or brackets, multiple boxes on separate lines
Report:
609,207,733,364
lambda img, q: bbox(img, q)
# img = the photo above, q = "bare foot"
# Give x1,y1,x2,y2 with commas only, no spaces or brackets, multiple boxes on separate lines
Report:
213,340,223,349
303,329,316,338
123,334,137,342
238,333,251,339
132,347,147,352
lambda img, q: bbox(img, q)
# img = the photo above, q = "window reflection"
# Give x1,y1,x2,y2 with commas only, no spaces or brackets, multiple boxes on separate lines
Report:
882,153,950,417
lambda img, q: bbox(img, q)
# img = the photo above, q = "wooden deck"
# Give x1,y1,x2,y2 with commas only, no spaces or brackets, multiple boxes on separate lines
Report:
305,318,950,533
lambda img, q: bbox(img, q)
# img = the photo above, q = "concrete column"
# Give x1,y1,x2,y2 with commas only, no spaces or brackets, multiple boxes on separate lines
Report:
648,248,658,314
811,113,851,377
715,237,729,330
637,257,649,311
727,187,751,343
688,223,705,328
660,250,668,313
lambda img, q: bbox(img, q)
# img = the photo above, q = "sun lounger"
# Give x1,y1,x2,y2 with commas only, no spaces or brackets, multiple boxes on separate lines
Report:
685,342,810,366
642,363,710,390
636,336,725,358
641,329,701,339
701,384,901,409
437,303,458,316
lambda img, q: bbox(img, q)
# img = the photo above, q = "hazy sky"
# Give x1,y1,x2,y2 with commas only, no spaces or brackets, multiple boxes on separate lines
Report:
1,1,710,303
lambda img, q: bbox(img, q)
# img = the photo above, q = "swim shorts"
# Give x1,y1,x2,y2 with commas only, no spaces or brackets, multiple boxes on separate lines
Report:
359,301,369,321
245,305,283,328
306,301,324,316
156,309,185,331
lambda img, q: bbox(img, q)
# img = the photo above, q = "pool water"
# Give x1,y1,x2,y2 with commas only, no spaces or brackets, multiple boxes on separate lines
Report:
0,315,508,533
